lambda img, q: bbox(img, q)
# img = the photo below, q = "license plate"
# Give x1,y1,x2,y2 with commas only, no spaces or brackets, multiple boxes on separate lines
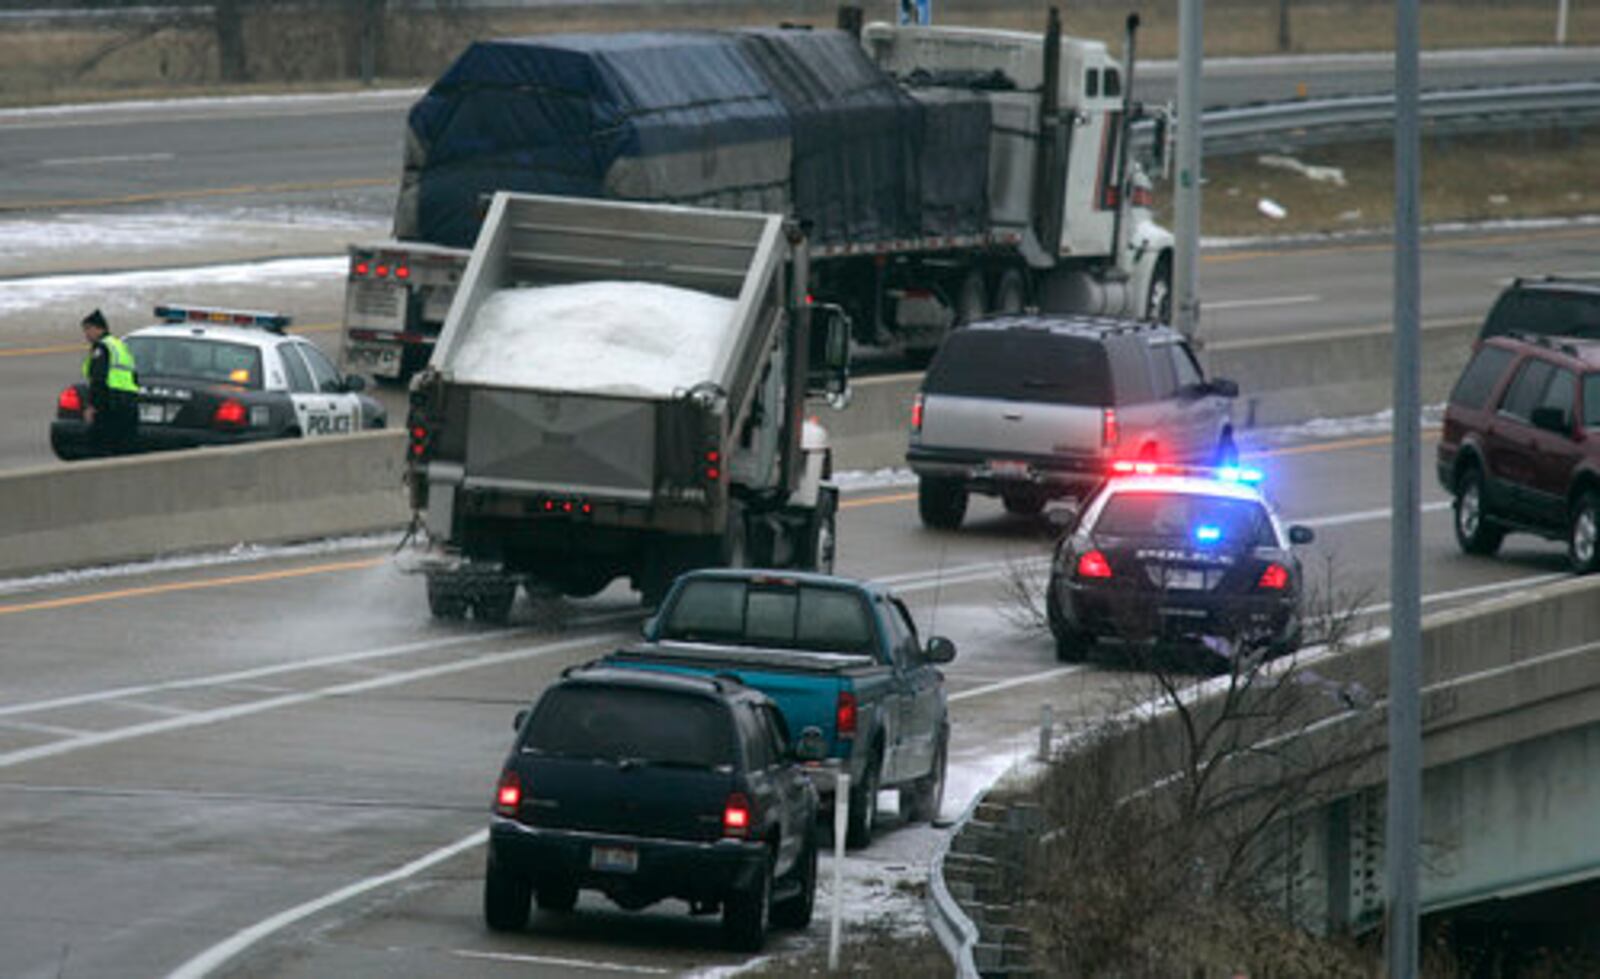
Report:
990,459,1030,479
1162,568,1205,590
589,845,638,873
138,403,178,424
349,344,401,373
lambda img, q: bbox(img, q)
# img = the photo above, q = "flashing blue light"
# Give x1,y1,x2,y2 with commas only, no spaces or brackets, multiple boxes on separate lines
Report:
1215,465,1263,485
1194,524,1222,544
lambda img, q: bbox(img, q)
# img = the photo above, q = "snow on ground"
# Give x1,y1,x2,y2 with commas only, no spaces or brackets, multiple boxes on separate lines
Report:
0,256,345,320
1241,402,1446,448
449,281,738,397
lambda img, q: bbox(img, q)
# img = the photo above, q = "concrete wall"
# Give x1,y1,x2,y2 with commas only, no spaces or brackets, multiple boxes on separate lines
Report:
0,317,1477,577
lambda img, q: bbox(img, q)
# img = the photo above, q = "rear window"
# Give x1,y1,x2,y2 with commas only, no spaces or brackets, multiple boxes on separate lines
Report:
1095,491,1277,548
1448,345,1514,409
126,336,263,389
662,579,876,654
1483,288,1600,342
924,329,1112,405
523,686,735,768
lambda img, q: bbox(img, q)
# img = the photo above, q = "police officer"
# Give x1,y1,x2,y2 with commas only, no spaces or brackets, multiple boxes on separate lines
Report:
80,308,140,456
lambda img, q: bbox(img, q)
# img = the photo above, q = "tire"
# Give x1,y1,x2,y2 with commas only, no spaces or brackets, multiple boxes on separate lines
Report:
811,505,837,575
557,570,612,599
1569,490,1600,574
954,270,987,326
535,880,578,913
426,574,468,620
1047,584,1091,663
770,830,818,930
993,268,1027,315
903,730,948,824
723,850,772,951
1146,254,1173,324
1453,466,1505,556
483,856,533,933
918,476,968,531
472,582,517,624
845,752,881,849
1001,487,1046,517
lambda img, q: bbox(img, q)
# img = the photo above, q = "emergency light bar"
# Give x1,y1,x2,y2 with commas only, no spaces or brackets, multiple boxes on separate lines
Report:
153,304,292,334
1110,460,1263,485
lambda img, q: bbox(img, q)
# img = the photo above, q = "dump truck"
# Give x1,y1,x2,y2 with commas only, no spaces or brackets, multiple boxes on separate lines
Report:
404,192,851,616
340,8,1171,381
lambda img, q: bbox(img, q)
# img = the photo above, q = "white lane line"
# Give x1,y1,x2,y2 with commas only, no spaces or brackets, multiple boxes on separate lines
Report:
0,632,622,771
454,950,670,973
38,152,176,166
165,829,488,979
115,699,194,717
1207,294,1321,311
0,718,89,737
950,666,1086,703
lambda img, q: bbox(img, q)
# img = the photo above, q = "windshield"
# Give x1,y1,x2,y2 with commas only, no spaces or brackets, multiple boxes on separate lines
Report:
1095,491,1277,548
661,579,876,654
126,336,263,389
522,686,734,768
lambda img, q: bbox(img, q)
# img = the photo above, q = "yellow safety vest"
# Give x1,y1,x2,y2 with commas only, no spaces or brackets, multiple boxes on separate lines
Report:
83,335,140,394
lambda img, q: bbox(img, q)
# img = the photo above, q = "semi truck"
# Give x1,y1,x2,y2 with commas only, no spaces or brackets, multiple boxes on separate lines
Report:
341,8,1171,382
404,192,850,616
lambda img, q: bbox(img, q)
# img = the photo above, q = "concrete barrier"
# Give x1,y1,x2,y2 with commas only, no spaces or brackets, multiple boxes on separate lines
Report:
0,430,409,579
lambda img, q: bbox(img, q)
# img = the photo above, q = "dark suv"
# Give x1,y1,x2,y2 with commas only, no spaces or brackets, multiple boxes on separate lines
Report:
1437,333,1600,573
1480,277,1600,343
484,667,821,950
907,315,1238,529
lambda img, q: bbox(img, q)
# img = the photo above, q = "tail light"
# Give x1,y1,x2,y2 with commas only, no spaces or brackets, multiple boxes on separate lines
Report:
911,392,924,433
722,792,753,838
494,770,522,816
835,691,857,740
352,258,371,277
1257,563,1290,591
213,399,247,428
58,386,83,415
1102,408,1120,449
409,423,428,459
704,449,721,482
395,265,411,280
1077,549,1113,579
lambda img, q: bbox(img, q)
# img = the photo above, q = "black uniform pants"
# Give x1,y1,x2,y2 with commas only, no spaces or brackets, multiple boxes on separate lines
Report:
89,393,139,456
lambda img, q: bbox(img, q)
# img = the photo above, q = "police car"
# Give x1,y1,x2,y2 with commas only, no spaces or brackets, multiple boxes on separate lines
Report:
51,304,386,461
1045,462,1316,667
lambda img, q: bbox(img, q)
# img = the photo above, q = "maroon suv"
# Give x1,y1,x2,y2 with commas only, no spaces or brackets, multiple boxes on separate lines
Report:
1437,334,1600,573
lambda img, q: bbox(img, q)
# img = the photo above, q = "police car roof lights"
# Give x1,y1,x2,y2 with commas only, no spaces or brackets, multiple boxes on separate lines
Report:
1109,460,1263,486
153,304,292,334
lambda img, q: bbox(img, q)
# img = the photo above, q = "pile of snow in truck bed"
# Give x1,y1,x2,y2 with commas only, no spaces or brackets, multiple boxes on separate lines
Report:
448,281,737,397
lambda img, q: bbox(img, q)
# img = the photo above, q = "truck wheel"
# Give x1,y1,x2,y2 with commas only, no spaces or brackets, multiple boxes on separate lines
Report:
535,880,578,913
993,268,1027,315
483,855,532,932
955,270,987,326
1569,490,1600,574
918,477,968,531
769,829,818,929
810,501,837,574
472,582,517,624
722,850,772,951
1147,254,1173,324
904,730,948,824
1453,467,1504,556
845,752,880,849
1001,487,1046,516
426,575,468,620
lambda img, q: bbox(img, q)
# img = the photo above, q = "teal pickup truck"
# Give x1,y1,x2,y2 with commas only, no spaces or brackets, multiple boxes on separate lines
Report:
605,569,956,848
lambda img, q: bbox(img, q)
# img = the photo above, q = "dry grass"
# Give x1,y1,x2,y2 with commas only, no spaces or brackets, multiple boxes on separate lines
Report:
736,916,953,977
2,0,1597,108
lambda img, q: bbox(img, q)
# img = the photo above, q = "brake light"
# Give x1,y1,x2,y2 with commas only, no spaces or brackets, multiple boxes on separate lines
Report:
1077,549,1113,579
722,792,752,838
911,392,924,433
494,770,521,816
58,386,83,414
835,691,857,739
1102,408,1120,449
1257,563,1290,591
213,399,247,428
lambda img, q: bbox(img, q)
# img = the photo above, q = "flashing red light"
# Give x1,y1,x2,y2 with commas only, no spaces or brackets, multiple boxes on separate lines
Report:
1257,563,1290,591
1111,460,1161,476
722,792,752,838
911,392,924,433
58,386,83,414
836,691,857,739
213,399,247,427
395,265,411,280
353,261,371,276
1077,549,1113,579
494,771,521,816
1102,407,1120,449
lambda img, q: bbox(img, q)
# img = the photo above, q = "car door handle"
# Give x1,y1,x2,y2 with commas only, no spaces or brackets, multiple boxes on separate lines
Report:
1001,411,1023,421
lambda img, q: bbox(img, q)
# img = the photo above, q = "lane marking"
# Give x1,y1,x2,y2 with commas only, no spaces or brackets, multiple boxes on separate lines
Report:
0,176,391,213
115,699,193,717
0,557,384,617
951,666,1086,702
38,152,175,167
0,718,88,737
453,950,669,974
1207,294,1320,311
1204,223,1600,264
165,829,489,979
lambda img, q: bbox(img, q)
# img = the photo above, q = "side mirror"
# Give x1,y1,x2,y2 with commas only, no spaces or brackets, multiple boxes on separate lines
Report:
513,708,530,732
1530,406,1569,435
793,726,828,763
806,302,852,405
1289,525,1315,545
1045,504,1081,535
1208,377,1239,398
925,636,957,664
343,374,367,393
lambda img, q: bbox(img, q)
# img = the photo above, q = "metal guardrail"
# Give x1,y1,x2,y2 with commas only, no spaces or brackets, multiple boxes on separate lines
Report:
1199,80,1600,154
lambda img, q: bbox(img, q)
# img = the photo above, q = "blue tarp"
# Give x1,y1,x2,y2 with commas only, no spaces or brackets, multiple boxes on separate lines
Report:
398,28,990,251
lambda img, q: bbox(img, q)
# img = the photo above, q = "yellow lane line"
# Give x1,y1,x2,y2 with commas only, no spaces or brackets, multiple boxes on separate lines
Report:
0,178,391,213
0,322,340,359
0,557,383,617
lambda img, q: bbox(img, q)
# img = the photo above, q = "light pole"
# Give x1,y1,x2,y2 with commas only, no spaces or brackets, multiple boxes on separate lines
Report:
1174,0,1203,343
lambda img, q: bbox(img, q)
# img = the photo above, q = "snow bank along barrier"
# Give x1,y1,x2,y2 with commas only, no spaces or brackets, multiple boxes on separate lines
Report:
0,316,1477,577
928,571,1600,976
